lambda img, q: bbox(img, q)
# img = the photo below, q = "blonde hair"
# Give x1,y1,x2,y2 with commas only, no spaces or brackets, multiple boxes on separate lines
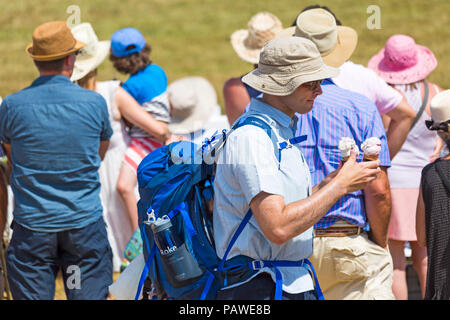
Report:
76,69,98,90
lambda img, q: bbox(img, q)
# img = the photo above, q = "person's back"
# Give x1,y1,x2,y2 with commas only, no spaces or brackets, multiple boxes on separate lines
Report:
122,63,170,138
0,21,114,300
2,75,110,230
109,27,170,232
333,61,402,115
421,159,450,299
296,79,394,300
297,79,390,227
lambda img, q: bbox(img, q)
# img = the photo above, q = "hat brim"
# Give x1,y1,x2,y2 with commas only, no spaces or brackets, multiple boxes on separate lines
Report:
230,29,261,65
26,40,86,61
241,63,339,96
276,26,358,68
321,26,357,68
168,102,218,135
368,45,437,84
71,40,110,81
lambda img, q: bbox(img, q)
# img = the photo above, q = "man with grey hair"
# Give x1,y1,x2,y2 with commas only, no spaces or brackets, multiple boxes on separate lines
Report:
212,36,381,300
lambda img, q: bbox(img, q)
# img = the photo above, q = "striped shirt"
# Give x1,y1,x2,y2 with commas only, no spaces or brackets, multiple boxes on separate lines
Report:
296,79,391,229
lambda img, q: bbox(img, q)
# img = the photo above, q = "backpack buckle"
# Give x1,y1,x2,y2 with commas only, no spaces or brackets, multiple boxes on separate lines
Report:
278,140,292,150
251,260,265,270
145,209,156,225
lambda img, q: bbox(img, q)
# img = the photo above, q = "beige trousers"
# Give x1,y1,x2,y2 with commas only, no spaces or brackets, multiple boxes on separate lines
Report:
310,232,395,300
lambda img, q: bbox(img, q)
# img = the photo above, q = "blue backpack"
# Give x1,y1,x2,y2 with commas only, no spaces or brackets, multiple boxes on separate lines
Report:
135,116,324,300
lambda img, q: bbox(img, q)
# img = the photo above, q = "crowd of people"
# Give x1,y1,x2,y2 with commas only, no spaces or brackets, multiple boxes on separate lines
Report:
0,4,449,300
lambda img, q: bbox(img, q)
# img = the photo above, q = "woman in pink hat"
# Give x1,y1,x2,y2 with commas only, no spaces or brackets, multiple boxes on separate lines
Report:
368,34,445,300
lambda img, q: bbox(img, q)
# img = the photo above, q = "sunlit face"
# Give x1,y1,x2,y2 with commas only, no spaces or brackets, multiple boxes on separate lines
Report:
281,80,323,115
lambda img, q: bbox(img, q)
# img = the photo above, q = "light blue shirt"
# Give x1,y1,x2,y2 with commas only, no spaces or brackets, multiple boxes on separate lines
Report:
0,75,112,232
213,98,314,294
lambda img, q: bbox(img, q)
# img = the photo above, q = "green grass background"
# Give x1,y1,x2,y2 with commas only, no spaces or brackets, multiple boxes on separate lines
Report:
2,0,450,299
1,0,450,109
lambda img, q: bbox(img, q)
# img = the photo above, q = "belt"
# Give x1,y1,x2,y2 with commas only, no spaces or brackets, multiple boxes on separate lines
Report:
314,221,364,237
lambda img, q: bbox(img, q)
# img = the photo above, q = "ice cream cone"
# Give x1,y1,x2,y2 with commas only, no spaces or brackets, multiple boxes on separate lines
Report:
361,137,381,162
339,137,359,162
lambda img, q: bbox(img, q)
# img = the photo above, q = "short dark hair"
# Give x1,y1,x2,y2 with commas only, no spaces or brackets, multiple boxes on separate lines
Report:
33,57,65,72
109,44,152,75
292,5,342,26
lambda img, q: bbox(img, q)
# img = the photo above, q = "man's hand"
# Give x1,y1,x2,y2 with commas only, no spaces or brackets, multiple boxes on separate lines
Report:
334,151,381,194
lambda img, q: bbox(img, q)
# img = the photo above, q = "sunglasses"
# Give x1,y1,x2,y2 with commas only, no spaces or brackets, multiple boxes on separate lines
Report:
304,80,323,91
425,119,450,132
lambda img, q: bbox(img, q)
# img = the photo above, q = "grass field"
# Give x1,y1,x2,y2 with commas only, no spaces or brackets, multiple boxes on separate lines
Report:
1,0,450,109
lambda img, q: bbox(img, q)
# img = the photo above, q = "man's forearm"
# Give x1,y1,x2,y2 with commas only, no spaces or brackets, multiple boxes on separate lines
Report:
364,168,391,248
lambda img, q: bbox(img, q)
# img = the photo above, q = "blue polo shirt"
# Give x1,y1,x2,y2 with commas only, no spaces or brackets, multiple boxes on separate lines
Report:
296,79,390,229
0,75,113,232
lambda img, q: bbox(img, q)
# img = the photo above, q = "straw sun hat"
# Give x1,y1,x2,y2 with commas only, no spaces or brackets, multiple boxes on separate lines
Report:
231,12,283,65
242,36,339,96
277,8,357,68
26,21,85,61
368,34,437,85
70,23,110,81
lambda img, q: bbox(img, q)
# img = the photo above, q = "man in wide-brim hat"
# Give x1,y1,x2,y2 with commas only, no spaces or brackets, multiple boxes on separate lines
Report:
0,21,114,300
212,35,381,300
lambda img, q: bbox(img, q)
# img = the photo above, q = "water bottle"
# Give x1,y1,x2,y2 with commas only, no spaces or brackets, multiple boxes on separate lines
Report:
149,215,204,288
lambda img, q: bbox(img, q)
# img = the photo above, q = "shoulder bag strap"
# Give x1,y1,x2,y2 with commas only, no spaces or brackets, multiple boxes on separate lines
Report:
410,80,429,131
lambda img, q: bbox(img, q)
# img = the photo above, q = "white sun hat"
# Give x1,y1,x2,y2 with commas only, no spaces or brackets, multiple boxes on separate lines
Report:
70,23,110,81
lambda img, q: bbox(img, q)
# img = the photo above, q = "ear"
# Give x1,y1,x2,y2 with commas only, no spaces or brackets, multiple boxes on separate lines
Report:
64,53,76,67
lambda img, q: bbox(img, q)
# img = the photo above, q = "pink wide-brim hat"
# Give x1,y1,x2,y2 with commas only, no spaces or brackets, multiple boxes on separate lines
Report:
368,34,437,85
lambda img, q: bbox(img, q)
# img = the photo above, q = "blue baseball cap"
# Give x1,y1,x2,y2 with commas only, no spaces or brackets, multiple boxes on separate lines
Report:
110,27,146,58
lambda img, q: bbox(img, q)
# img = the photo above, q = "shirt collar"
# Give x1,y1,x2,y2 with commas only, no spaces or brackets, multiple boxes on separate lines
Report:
322,78,335,86
248,97,295,129
31,75,72,87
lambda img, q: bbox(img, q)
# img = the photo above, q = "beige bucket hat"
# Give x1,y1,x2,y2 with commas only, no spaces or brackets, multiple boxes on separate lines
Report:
231,12,283,65
277,8,357,68
168,76,220,134
70,23,110,81
242,36,339,96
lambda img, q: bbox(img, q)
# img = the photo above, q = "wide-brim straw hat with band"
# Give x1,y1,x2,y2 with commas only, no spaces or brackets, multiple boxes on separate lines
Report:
168,76,220,134
277,8,357,68
242,36,339,96
70,23,110,82
230,12,283,65
26,21,85,61
368,34,437,85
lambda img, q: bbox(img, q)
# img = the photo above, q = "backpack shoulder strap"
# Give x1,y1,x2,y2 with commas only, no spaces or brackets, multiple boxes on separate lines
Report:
232,115,280,154
232,115,307,156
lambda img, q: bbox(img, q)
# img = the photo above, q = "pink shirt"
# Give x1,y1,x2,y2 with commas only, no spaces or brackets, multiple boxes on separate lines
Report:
333,61,403,115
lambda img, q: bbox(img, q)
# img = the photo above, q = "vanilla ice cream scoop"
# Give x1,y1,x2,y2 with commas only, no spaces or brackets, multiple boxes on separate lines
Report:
338,137,359,161
361,137,381,160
